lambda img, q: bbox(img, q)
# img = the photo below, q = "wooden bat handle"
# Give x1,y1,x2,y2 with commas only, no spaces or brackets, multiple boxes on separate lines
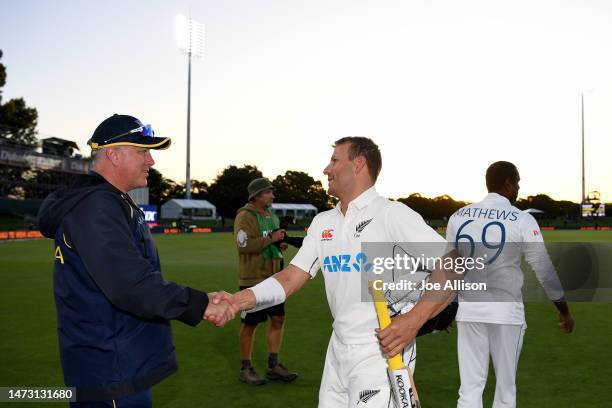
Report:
370,282,405,371
370,281,422,407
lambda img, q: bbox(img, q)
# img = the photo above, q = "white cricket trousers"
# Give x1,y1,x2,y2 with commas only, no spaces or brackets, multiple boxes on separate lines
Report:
318,331,416,408
457,322,526,408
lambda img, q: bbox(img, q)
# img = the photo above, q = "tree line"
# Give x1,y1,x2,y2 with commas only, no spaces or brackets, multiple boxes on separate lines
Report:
0,49,43,198
149,166,607,220
148,165,333,218
397,193,589,220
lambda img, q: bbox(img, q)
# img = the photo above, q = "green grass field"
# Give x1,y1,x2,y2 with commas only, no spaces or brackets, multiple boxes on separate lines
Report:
0,231,611,407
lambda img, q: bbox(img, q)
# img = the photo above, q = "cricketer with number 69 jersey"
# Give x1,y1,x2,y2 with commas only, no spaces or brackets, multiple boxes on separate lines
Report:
446,192,565,325
445,162,573,408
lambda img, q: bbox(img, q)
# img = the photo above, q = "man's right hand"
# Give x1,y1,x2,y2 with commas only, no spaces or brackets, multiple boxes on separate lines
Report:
209,289,255,316
559,312,575,333
554,301,574,333
204,291,239,327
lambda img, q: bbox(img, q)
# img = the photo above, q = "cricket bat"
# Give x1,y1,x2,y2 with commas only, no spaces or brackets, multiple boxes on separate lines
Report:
370,282,421,408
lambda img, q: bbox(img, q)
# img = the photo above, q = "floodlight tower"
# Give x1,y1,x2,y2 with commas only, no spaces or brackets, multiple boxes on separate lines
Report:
176,15,205,200
581,93,585,204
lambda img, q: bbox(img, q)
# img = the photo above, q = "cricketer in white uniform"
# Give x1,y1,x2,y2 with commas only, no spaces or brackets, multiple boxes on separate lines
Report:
446,161,574,408
292,185,447,407
230,137,452,407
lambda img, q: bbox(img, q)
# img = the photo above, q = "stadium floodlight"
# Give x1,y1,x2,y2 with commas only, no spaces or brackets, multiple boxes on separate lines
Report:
581,93,585,204
176,15,205,200
580,89,595,205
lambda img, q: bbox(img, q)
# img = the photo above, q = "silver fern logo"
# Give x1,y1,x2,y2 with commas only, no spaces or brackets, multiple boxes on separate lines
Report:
354,218,373,237
358,389,380,404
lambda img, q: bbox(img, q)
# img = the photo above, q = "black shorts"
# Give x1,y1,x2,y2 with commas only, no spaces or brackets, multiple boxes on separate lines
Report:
239,285,286,325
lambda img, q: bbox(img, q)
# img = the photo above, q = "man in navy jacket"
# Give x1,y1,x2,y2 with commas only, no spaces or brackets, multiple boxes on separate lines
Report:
38,114,235,407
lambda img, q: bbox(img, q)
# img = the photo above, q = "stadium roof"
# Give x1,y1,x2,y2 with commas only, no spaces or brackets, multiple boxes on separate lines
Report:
163,199,216,209
272,203,317,210
41,137,80,149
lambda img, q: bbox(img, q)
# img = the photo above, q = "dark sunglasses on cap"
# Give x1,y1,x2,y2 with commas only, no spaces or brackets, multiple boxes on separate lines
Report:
103,124,155,144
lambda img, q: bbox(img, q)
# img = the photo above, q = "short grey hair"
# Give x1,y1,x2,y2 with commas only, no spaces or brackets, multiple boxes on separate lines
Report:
90,149,102,164
90,147,109,167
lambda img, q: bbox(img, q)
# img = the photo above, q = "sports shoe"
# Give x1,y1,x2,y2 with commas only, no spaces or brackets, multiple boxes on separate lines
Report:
240,366,266,386
266,363,298,382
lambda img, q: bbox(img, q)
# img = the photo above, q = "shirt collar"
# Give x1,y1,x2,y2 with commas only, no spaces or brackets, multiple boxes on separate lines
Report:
335,186,379,213
484,192,511,206
245,202,270,215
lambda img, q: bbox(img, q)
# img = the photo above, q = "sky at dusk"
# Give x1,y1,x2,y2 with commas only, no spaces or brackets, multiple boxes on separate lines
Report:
2,0,611,202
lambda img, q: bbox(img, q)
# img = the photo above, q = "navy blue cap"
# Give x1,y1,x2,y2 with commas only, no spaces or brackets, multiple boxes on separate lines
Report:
87,114,171,150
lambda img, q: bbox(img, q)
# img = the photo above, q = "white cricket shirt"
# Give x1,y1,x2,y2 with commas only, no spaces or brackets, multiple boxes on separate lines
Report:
291,187,446,344
446,193,564,325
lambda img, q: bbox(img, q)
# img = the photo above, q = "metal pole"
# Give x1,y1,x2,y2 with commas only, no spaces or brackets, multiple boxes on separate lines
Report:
177,15,202,200
581,93,585,204
186,48,192,199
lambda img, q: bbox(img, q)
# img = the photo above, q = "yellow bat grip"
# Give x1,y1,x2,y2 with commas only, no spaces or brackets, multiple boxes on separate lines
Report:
370,281,405,371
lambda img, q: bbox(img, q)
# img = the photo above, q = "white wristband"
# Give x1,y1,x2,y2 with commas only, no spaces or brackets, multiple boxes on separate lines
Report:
247,278,286,313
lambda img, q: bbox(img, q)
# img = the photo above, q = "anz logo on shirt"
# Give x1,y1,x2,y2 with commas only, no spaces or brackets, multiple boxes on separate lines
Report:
323,252,373,273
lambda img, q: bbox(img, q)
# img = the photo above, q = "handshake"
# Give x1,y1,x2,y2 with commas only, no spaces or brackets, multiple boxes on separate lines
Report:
202,291,245,327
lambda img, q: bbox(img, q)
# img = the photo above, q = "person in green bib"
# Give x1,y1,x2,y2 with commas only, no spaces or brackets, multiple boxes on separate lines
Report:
234,177,299,385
